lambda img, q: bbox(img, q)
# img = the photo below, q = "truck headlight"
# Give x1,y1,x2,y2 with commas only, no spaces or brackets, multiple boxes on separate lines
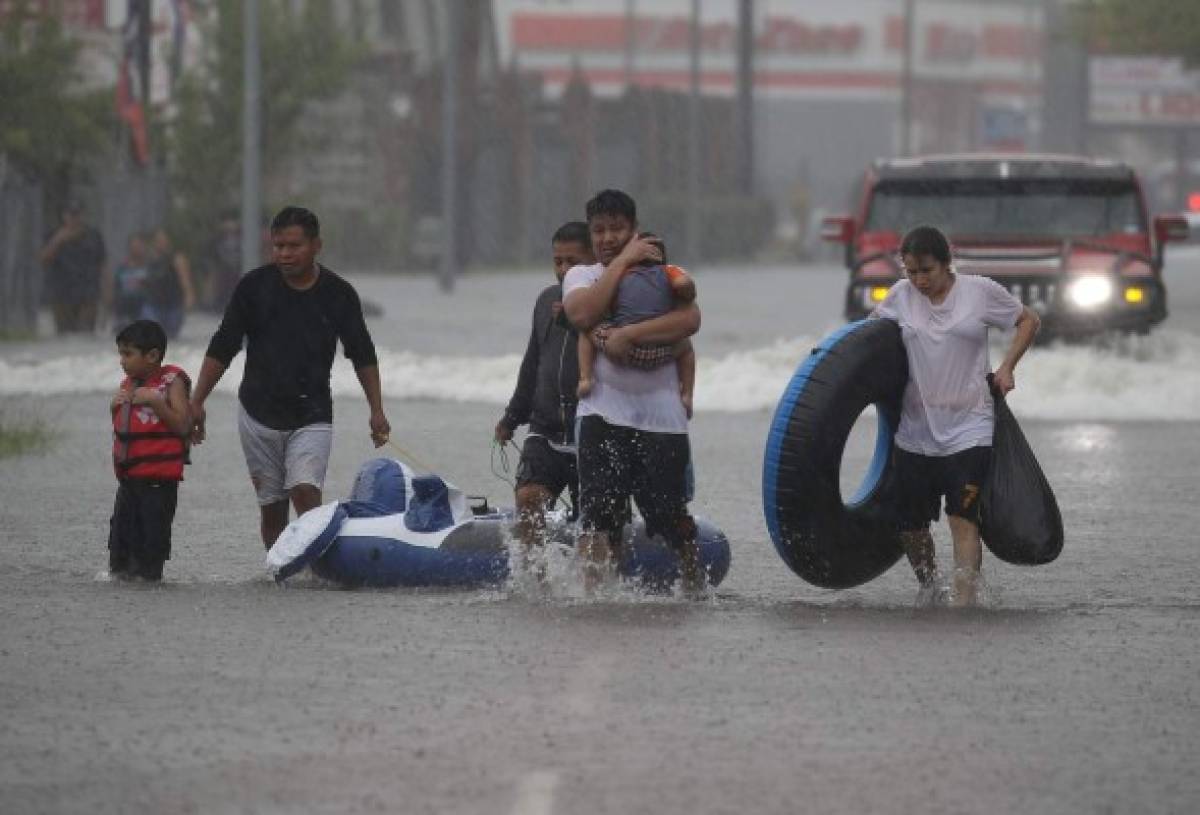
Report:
1066,275,1113,309
861,285,891,309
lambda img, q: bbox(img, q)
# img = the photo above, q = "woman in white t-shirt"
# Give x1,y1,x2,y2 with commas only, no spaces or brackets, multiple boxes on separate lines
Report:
874,225,1041,606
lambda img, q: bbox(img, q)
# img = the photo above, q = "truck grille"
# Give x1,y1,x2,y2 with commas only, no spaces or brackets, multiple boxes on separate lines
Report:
1000,280,1056,306
956,272,1056,306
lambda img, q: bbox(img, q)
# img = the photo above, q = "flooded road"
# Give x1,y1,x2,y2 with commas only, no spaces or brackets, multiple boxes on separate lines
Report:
2,256,1199,813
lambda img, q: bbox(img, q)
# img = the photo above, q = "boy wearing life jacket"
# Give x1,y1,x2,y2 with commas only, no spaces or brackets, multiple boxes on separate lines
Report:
109,319,192,581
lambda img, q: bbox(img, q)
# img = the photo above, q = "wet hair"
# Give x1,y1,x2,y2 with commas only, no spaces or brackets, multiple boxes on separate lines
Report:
552,221,590,248
116,319,168,357
899,225,952,266
270,206,320,239
585,189,637,225
639,231,667,264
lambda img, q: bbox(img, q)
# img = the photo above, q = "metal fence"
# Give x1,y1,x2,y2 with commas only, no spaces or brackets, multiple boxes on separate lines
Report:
0,160,169,336
91,163,170,272
0,165,44,336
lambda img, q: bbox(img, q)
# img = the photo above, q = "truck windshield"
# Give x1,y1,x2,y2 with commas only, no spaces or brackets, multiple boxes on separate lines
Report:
865,179,1145,238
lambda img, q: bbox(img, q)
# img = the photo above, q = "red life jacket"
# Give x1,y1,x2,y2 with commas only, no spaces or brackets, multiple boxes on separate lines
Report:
112,364,191,481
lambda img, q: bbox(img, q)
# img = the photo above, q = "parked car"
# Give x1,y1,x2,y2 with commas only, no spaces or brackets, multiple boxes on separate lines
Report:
823,154,1190,338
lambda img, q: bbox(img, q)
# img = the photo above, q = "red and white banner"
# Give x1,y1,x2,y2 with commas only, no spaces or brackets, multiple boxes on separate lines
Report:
1089,57,1200,127
0,0,105,28
495,0,1043,100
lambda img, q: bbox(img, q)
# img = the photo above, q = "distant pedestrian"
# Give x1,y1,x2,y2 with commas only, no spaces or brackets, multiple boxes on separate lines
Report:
207,210,243,311
109,319,192,581
106,233,152,327
188,206,391,551
142,228,196,339
39,201,106,334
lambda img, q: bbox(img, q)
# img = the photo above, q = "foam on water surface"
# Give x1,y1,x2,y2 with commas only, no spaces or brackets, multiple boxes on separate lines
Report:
5,329,1200,420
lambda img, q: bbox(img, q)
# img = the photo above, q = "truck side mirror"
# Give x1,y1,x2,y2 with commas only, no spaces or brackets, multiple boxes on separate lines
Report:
1154,214,1189,244
821,215,856,245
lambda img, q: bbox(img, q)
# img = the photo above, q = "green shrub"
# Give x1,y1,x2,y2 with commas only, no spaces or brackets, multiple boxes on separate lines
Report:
0,411,50,459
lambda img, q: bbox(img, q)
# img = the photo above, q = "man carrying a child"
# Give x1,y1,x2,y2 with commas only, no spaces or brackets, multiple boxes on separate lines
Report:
562,189,704,594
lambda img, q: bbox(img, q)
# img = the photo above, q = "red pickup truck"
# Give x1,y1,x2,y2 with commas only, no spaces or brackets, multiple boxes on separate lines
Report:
822,154,1190,338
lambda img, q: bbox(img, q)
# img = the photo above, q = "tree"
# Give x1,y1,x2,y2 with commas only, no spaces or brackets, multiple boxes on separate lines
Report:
166,0,357,256
0,6,113,202
1079,1,1200,64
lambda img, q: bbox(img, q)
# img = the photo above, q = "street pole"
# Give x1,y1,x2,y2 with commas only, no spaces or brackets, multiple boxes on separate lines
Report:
241,0,262,273
135,0,150,111
1040,0,1089,155
133,0,152,221
900,0,915,156
1024,0,1039,150
735,0,754,195
439,1,461,293
686,0,701,262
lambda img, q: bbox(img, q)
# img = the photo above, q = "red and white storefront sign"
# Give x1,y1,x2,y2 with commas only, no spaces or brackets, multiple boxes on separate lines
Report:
1090,57,1200,127
495,0,1042,102
0,0,106,28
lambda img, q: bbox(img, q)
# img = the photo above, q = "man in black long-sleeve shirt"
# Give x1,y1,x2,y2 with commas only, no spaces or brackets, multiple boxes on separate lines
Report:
494,222,593,552
189,206,390,550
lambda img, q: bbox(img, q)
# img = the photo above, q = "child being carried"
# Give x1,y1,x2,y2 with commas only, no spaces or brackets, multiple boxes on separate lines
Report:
576,232,696,417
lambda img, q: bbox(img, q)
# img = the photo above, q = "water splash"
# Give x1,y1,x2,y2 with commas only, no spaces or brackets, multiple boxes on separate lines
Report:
6,329,1200,420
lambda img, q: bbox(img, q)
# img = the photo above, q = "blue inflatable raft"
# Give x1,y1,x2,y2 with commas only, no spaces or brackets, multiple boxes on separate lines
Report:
267,458,731,589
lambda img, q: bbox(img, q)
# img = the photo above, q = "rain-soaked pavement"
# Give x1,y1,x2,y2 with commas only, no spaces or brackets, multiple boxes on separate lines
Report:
2,256,1199,813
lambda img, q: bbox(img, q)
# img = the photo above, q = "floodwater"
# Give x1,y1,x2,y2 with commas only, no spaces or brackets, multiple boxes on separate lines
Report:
2,253,1199,814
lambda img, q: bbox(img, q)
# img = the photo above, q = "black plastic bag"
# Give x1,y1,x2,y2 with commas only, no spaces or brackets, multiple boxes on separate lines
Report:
979,376,1064,565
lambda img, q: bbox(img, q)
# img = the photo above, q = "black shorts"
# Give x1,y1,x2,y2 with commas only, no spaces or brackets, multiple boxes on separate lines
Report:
515,435,579,511
108,479,179,580
893,445,991,531
577,415,693,548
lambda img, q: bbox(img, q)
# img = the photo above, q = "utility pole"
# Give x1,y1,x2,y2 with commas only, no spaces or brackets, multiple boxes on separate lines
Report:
134,0,150,111
241,0,262,273
439,1,461,293
900,0,915,156
1024,0,1039,151
137,0,151,222
1041,0,1089,155
686,0,701,262
735,0,754,194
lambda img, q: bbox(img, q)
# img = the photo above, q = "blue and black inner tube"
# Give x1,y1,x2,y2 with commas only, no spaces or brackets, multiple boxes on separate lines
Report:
762,319,909,589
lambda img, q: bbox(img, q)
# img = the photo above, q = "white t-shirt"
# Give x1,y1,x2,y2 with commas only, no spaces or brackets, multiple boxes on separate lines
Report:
562,263,689,434
876,274,1023,456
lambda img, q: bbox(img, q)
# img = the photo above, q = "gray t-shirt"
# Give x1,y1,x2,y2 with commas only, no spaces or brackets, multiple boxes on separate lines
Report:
610,264,673,326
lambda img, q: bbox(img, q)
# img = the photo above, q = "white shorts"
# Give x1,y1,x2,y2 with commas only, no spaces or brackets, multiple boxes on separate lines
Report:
238,404,333,505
